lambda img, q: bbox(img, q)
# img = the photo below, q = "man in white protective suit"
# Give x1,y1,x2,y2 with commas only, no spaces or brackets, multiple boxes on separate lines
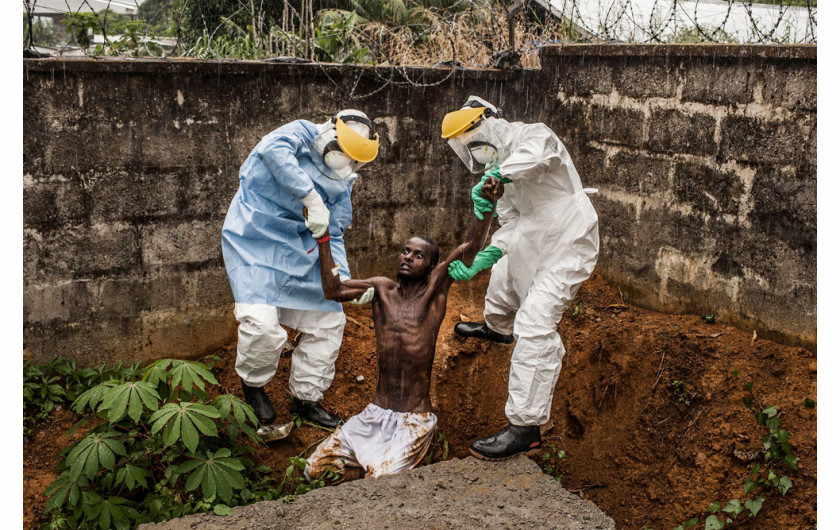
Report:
442,96,600,460
221,110,379,429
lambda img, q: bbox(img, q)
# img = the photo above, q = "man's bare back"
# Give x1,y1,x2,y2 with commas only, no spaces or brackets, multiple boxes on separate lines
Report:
317,178,503,413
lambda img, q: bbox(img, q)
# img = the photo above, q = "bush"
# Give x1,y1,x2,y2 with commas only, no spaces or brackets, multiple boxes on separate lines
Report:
41,359,278,529
23,358,143,436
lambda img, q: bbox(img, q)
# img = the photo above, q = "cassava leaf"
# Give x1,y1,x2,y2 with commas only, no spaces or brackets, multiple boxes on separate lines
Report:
181,449,248,504
168,360,218,395
214,394,258,427
98,382,160,423
142,359,173,387
150,402,220,452
72,381,118,414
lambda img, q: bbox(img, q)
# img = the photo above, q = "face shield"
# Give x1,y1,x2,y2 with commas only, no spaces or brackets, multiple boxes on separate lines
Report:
446,118,505,173
310,110,379,180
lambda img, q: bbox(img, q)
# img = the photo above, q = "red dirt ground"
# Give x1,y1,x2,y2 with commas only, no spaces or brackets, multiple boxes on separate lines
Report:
23,273,817,529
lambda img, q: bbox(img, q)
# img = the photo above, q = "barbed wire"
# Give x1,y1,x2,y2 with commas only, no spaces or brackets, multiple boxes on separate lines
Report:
24,0,816,97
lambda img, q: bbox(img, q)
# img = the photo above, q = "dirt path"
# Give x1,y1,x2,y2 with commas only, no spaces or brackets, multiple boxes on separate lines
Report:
24,273,817,529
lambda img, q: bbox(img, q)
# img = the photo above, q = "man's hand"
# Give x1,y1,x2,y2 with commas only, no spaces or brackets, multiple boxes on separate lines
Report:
350,286,375,305
301,190,330,238
471,168,509,220
481,175,504,201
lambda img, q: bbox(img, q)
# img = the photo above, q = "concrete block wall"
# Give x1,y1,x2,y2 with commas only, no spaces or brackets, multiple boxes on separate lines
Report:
541,45,816,349
23,59,542,364
23,45,816,364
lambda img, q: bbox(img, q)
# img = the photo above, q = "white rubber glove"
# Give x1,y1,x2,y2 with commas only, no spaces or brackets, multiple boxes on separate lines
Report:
350,287,375,305
301,189,330,238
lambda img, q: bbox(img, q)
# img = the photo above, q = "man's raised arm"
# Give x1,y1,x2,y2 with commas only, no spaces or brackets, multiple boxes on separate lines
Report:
316,229,376,303
441,177,503,274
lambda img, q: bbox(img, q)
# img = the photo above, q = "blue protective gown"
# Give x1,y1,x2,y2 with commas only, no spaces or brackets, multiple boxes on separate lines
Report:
222,120,354,313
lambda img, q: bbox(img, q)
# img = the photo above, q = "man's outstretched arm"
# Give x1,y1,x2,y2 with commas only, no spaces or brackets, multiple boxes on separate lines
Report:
435,177,502,286
316,229,376,303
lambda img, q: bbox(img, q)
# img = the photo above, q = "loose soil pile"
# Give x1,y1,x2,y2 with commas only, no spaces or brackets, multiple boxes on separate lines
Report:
23,273,817,529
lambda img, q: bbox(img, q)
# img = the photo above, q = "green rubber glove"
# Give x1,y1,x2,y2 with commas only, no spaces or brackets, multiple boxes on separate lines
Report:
448,245,503,281
485,166,512,184
471,168,512,220
471,175,494,221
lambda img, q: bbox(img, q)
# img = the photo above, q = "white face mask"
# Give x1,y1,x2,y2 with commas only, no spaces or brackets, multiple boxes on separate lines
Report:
468,142,498,166
311,124,359,180
324,150,352,171
449,120,503,173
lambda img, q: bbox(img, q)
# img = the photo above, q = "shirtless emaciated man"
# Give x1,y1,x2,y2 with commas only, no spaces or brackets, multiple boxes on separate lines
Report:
304,177,503,481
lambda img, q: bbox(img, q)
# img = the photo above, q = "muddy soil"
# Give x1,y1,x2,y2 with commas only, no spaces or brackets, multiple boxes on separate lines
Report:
23,273,817,529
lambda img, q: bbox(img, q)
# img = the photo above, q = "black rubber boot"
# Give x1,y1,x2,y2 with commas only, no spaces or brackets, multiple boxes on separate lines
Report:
454,321,514,344
240,381,276,425
469,423,541,460
291,397,344,429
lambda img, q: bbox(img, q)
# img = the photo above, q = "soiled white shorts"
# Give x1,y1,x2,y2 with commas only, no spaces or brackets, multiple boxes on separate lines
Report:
305,403,438,480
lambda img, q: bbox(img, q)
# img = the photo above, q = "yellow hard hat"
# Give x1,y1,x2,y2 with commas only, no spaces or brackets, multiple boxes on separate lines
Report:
441,106,487,139
335,117,380,163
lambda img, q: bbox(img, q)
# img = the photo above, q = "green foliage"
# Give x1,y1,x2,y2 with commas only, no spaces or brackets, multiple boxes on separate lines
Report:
670,380,693,407
42,359,276,529
424,427,451,465
63,12,100,48
137,0,177,36
313,10,372,64
280,456,340,499
24,358,142,436
671,25,740,44
673,382,799,530
571,297,586,318
23,13,59,47
540,443,567,481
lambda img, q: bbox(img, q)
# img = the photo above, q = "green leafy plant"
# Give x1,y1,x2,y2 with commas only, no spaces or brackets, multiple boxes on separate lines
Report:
673,381,798,530
571,297,586,318
670,380,693,407
540,443,567,482
23,358,143,436
42,359,274,528
424,427,451,465
279,456,340,499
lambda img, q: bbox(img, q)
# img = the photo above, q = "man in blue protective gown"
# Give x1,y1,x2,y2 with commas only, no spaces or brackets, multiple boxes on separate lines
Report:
221,110,380,429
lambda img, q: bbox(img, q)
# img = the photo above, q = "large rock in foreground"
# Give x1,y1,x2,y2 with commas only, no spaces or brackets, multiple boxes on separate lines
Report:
142,455,615,529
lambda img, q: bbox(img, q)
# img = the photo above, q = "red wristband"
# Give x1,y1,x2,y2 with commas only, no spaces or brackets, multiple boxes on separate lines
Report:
317,235,331,244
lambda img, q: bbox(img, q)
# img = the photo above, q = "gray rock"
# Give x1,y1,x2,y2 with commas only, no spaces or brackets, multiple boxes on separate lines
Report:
140,456,615,530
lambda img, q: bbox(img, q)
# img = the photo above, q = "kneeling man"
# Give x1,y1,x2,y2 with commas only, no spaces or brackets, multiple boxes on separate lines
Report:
305,178,502,480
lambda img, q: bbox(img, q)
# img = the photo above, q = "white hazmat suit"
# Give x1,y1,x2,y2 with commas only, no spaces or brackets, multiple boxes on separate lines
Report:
450,105,600,427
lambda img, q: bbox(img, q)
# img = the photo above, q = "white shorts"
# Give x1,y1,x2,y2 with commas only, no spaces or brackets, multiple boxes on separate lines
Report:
305,403,438,480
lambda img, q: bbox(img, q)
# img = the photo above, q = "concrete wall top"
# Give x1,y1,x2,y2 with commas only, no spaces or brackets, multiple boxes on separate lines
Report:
541,43,816,60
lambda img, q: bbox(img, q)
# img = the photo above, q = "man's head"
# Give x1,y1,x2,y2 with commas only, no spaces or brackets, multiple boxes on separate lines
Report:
311,109,380,179
441,96,508,174
396,235,440,281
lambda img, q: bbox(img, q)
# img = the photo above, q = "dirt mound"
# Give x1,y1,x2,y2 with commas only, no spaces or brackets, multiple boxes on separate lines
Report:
24,273,817,529
140,455,616,529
